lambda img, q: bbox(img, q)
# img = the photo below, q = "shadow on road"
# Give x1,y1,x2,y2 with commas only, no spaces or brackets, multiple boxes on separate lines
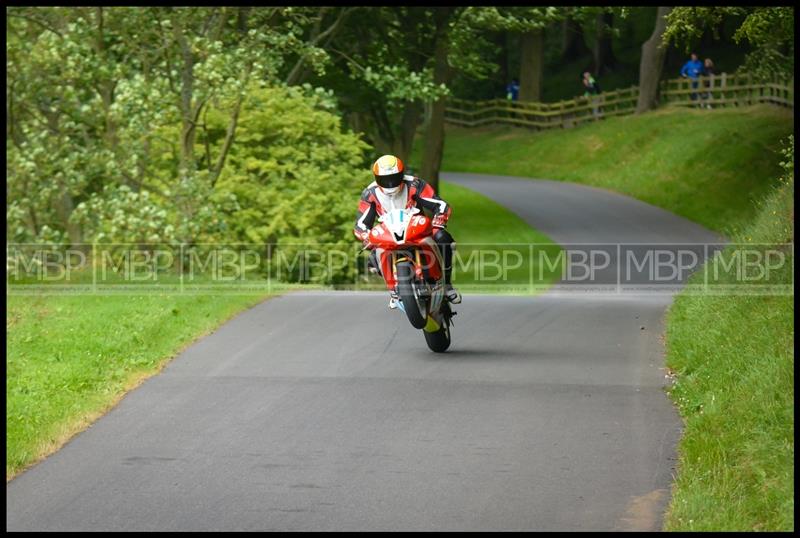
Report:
414,347,565,361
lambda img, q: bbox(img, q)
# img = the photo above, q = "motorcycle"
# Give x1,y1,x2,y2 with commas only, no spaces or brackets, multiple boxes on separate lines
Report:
365,207,455,353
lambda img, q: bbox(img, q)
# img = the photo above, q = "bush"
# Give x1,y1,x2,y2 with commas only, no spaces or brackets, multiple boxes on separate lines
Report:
209,85,373,283
23,84,376,284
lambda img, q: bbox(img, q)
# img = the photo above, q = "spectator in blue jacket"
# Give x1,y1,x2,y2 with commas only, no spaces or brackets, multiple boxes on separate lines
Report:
506,79,520,101
680,53,704,103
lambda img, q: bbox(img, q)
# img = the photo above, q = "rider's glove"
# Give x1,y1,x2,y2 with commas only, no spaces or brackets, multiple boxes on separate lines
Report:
432,214,447,229
358,230,374,249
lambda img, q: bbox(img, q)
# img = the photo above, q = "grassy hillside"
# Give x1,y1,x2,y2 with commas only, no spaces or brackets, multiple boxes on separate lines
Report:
415,104,793,235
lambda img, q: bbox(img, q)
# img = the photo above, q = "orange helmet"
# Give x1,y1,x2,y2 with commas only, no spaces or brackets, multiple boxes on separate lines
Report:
372,155,405,195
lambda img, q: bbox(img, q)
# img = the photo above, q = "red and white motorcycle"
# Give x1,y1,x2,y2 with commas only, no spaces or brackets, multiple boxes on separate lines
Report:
366,207,455,353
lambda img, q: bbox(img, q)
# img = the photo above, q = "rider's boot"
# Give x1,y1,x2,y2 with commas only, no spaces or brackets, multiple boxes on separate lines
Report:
388,290,400,309
434,228,461,304
368,250,381,275
445,284,461,304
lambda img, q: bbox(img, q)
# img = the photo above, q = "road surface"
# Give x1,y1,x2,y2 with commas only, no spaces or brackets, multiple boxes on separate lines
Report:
6,173,721,531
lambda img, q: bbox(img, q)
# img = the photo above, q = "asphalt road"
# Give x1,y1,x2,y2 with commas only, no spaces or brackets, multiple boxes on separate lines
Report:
6,173,721,531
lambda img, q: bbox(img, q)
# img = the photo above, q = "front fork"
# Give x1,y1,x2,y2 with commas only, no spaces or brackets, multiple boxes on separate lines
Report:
391,247,450,333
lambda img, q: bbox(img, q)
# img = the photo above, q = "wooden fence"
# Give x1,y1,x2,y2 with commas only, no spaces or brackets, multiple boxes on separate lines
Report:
444,72,794,130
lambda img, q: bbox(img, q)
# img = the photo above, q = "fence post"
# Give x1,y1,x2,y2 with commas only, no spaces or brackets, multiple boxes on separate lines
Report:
765,75,770,105
781,77,786,107
685,76,690,106
769,77,778,103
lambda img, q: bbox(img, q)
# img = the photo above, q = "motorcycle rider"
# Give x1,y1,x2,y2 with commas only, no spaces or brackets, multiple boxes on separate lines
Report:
354,154,461,309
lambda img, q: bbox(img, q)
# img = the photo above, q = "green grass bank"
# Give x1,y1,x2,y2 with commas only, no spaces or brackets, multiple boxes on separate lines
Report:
663,157,794,531
419,104,792,235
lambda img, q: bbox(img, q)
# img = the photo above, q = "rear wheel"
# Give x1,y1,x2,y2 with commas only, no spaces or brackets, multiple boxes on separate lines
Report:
424,323,451,353
396,261,427,329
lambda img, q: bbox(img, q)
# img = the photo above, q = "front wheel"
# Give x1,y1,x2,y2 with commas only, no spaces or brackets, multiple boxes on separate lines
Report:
396,261,427,329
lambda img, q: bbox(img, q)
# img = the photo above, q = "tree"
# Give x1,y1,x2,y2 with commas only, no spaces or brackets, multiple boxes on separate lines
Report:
301,7,450,164
593,11,617,76
419,6,506,187
419,7,459,186
418,7,613,184
207,85,372,283
561,15,590,62
484,8,563,103
519,28,545,102
303,6,502,188
6,7,332,247
284,7,357,87
636,7,673,114
474,8,618,103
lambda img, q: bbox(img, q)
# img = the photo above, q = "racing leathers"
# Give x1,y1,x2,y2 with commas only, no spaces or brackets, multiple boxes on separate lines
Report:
353,174,456,290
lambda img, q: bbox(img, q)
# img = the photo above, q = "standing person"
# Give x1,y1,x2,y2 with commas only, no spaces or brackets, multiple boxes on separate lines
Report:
702,58,715,109
582,71,602,118
506,79,520,101
680,52,704,106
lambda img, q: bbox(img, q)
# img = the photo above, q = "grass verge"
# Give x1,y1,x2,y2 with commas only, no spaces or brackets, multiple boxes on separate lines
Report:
440,180,562,294
417,104,793,235
6,291,272,480
662,150,794,530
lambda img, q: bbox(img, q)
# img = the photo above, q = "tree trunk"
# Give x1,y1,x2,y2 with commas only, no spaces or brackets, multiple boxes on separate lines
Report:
561,16,589,62
495,30,509,94
236,6,250,33
593,12,617,76
636,7,672,114
393,101,422,164
172,14,198,173
7,82,25,147
420,32,452,190
95,8,118,150
286,7,353,86
56,186,82,246
179,44,196,171
518,28,543,102
370,103,396,156
211,91,244,186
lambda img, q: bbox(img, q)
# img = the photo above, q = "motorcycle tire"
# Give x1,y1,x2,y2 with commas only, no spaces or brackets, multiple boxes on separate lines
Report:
396,261,427,329
424,323,451,353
